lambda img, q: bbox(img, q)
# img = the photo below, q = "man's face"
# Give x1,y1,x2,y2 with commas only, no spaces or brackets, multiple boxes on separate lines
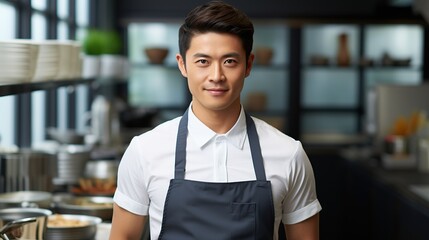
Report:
176,32,254,115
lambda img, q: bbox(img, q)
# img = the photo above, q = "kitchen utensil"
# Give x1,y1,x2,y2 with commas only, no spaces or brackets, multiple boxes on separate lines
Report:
0,191,52,209
46,214,102,240
84,159,119,180
0,217,37,240
0,149,57,192
90,95,121,147
54,145,92,186
0,208,52,240
254,47,273,65
47,128,85,145
144,47,169,64
52,195,113,221
71,178,116,196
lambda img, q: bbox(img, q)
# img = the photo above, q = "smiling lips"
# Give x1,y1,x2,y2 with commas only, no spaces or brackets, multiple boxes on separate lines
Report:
205,87,228,96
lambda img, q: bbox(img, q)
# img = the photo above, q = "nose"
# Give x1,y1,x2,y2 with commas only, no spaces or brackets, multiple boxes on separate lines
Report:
209,63,225,82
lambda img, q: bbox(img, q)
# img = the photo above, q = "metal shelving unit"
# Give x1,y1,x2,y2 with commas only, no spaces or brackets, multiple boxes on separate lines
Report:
0,78,95,97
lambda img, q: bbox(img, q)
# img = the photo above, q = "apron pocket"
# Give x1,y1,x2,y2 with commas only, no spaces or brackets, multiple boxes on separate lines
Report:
231,202,256,218
231,202,256,240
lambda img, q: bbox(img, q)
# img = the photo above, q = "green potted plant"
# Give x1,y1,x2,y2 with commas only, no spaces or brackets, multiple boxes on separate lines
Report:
81,29,126,79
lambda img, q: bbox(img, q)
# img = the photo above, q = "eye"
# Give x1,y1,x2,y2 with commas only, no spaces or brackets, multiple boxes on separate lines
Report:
196,59,209,65
224,59,237,65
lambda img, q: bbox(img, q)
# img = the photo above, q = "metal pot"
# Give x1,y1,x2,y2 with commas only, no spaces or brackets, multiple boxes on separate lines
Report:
0,208,52,240
84,159,119,179
46,214,102,240
54,145,92,186
0,149,57,192
0,191,52,209
53,195,113,221
0,216,37,240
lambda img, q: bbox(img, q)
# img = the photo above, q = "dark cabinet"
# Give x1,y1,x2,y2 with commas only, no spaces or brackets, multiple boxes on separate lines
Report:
308,151,429,240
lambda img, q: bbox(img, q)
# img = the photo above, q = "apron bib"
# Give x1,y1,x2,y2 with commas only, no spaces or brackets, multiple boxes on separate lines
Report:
158,109,275,240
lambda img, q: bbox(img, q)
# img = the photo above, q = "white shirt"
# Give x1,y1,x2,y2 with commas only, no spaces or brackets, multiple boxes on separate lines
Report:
114,107,322,240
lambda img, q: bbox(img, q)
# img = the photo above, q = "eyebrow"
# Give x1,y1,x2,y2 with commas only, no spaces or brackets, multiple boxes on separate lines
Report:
192,52,241,59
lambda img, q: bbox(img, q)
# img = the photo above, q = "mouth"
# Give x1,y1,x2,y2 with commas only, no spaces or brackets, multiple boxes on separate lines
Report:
205,88,228,96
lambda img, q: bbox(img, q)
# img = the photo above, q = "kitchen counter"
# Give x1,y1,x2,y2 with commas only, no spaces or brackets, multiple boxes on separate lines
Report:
307,146,429,240
344,154,429,216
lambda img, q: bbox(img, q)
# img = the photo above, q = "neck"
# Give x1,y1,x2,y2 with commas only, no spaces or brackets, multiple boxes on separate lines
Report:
191,104,241,134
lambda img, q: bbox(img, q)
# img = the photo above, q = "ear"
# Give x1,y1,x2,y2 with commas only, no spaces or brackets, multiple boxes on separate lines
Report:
176,54,188,78
245,53,254,78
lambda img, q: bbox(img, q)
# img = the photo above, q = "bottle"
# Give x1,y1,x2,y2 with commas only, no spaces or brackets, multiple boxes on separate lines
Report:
90,95,120,147
337,33,350,67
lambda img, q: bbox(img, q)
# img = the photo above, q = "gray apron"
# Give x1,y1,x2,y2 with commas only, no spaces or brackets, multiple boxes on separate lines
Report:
158,109,275,240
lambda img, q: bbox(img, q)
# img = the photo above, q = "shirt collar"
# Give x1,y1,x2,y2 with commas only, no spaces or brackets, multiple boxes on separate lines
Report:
187,105,247,150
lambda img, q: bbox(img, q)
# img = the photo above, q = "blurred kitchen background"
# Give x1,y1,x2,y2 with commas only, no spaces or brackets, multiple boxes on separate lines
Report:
0,0,429,239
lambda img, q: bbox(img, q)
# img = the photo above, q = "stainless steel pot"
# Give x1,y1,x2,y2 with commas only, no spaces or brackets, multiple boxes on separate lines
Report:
53,195,113,221
0,216,37,240
46,214,102,240
0,149,57,192
0,208,52,240
53,145,91,186
0,191,52,209
84,159,119,179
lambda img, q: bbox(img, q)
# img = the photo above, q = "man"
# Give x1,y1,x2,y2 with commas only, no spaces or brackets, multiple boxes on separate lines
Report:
109,1,321,239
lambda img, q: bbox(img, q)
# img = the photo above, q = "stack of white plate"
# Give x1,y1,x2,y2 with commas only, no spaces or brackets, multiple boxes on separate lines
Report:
0,39,83,84
33,41,61,82
56,41,82,80
0,40,39,84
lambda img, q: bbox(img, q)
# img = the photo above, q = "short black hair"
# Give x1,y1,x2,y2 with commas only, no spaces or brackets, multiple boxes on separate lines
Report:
178,1,254,64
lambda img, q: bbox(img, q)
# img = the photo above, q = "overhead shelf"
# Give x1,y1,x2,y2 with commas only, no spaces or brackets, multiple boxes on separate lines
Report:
0,78,95,97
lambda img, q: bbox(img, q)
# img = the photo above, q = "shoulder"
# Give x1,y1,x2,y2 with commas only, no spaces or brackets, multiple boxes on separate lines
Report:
125,116,182,159
251,116,299,146
251,116,305,163
135,116,181,142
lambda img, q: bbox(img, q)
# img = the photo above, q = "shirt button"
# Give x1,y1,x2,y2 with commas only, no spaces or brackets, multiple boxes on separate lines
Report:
215,135,227,142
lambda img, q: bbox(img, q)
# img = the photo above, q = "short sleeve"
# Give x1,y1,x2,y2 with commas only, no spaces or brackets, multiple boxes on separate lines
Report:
113,137,150,216
282,142,322,224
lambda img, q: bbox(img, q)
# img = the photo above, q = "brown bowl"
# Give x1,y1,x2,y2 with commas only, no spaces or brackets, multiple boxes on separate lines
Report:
144,47,169,64
254,47,274,65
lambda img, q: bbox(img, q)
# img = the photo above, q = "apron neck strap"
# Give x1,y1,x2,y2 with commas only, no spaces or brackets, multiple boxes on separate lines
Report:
174,108,266,181
245,113,267,181
175,109,189,180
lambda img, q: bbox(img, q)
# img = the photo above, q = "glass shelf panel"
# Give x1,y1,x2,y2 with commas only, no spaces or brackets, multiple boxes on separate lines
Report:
364,24,424,67
302,24,360,65
302,68,359,107
128,67,186,108
302,112,359,135
242,68,289,111
128,23,181,66
253,22,289,65
365,68,422,90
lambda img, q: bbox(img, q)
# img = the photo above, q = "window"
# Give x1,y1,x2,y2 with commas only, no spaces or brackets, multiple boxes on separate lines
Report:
0,0,92,147
31,0,47,11
57,0,69,19
31,12,48,145
75,0,90,134
0,2,17,147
